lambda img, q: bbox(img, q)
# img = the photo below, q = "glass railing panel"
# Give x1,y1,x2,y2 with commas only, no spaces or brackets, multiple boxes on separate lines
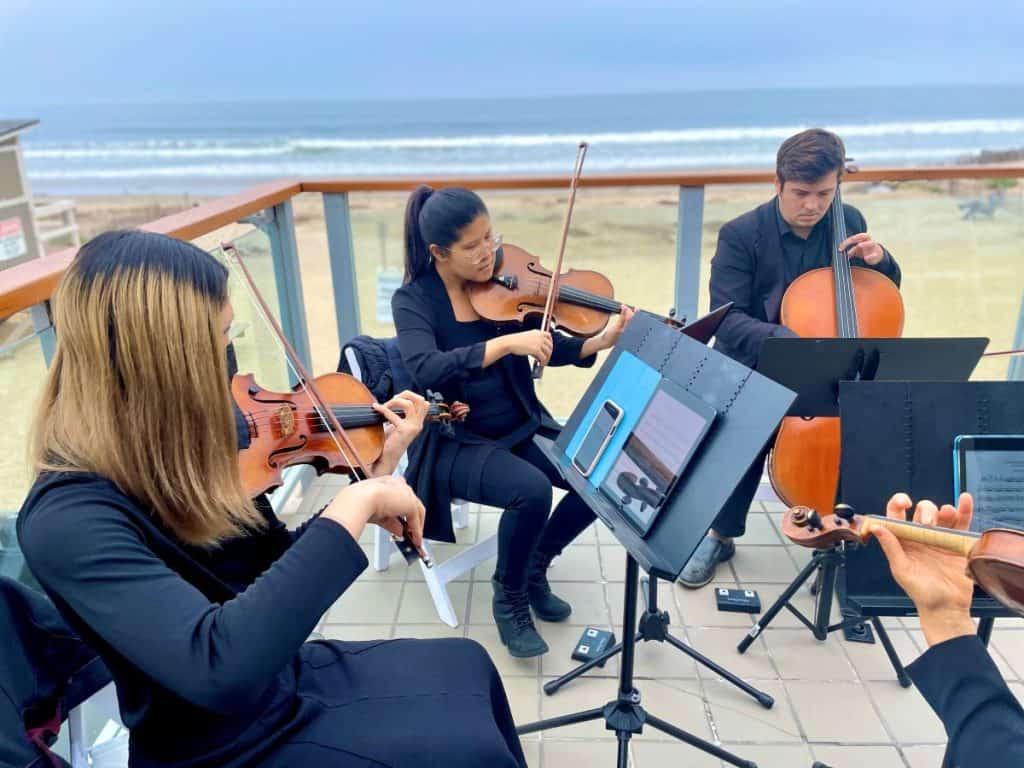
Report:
0,318,50,587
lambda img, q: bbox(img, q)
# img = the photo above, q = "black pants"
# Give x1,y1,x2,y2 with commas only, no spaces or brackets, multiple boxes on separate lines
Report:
449,439,596,589
710,445,770,539
261,638,527,767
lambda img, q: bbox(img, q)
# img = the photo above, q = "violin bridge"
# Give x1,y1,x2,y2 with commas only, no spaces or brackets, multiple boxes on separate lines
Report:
273,405,296,437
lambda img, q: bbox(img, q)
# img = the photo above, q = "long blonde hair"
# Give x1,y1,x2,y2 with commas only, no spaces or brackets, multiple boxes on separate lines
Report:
30,230,264,545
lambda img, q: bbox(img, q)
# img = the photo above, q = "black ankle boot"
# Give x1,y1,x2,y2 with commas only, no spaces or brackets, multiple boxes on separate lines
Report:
527,551,572,622
492,578,549,658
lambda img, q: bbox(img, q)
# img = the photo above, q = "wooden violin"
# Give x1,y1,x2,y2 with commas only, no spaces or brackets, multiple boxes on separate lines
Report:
234,372,454,499
467,242,622,337
783,504,1024,615
222,239,446,566
768,163,905,518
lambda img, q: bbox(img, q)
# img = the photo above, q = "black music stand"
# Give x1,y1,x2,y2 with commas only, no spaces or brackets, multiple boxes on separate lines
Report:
515,311,795,768
736,338,987,670
840,381,1024,768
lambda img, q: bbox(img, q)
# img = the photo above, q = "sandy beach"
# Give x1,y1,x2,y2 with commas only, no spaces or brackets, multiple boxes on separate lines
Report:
2,179,1022,507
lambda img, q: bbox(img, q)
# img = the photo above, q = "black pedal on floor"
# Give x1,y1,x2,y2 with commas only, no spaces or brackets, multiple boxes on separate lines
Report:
715,587,761,613
571,627,616,667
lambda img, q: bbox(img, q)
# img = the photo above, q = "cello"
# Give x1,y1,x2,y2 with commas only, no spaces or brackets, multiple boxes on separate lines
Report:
768,166,905,518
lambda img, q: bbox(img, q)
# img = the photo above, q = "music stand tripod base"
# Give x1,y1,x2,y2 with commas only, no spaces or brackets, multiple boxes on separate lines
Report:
735,544,912,689
516,554,759,768
543,572,774,710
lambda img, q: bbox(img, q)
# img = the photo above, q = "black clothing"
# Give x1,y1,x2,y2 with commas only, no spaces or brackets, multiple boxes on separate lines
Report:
392,264,596,544
455,320,531,440
907,634,1024,768
776,199,831,284
0,576,111,768
338,335,411,403
449,439,595,589
710,198,901,369
17,472,525,768
707,198,901,537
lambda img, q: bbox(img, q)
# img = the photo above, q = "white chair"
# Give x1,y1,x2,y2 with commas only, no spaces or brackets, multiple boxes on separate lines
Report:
344,348,498,628
68,683,128,768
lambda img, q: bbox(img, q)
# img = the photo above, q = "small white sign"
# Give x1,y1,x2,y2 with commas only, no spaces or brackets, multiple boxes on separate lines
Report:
376,270,403,324
0,217,27,262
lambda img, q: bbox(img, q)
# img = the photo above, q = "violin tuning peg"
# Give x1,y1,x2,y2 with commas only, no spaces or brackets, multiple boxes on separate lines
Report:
834,504,855,522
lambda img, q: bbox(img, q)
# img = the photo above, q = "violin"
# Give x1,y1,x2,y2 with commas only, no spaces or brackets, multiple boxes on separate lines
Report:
234,372,454,499
222,239,443,566
467,242,622,338
783,504,1024,616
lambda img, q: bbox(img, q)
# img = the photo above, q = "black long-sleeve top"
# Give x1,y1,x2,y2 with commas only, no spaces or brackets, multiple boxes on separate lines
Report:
907,634,1024,768
391,262,596,541
17,471,368,768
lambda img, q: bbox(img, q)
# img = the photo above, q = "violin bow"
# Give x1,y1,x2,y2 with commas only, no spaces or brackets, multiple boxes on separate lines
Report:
221,241,430,566
533,141,588,379
983,348,1024,358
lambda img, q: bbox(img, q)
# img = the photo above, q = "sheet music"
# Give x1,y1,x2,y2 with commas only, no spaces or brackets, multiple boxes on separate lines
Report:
602,388,711,531
963,449,1024,531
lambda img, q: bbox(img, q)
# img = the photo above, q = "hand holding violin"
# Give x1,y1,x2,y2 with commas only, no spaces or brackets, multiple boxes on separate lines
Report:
589,304,635,353
872,492,977,647
321,475,426,557
370,390,430,477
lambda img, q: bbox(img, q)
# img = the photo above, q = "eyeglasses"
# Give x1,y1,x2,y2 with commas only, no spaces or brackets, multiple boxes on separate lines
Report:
447,233,502,263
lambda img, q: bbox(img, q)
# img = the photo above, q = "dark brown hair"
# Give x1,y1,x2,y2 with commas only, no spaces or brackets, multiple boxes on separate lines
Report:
776,129,845,187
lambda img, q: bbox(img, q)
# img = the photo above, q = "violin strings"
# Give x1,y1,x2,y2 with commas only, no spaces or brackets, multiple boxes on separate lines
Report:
528,277,621,313
239,405,444,431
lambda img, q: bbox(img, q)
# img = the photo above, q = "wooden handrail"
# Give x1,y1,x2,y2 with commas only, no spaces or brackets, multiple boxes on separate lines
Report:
301,164,1024,193
1,166,1021,319
0,180,301,318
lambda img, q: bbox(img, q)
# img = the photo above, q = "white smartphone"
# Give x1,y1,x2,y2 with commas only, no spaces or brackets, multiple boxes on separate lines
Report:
571,400,624,477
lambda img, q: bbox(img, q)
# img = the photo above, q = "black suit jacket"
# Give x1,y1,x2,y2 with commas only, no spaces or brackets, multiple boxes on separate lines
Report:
710,199,902,367
907,634,1024,767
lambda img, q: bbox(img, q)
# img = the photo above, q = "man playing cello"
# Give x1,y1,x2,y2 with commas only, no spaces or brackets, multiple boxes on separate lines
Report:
679,128,902,587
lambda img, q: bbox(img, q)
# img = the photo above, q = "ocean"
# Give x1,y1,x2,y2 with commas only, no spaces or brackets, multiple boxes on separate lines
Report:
16,84,1024,196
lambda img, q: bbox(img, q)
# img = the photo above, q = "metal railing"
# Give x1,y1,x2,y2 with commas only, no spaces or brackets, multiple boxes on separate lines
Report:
1,163,1022,416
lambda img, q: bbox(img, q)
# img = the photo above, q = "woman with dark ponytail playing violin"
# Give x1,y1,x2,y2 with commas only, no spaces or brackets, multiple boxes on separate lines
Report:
393,186,633,658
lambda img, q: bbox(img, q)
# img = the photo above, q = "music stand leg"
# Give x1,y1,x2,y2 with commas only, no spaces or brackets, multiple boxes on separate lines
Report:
812,549,841,640
870,617,911,688
516,554,759,768
542,640,624,696
616,733,630,768
738,549,825,653
646,713,757,768
978,616,995,645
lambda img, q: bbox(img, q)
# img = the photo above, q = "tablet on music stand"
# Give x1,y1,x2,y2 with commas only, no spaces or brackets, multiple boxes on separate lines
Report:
600,379,717,536
953,434,1024,533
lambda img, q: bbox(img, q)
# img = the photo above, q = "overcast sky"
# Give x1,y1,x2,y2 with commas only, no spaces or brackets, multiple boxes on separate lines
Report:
2,0,1022,107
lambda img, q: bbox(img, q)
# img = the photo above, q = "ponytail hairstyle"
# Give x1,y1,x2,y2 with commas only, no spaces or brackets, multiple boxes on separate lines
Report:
403,185,489,283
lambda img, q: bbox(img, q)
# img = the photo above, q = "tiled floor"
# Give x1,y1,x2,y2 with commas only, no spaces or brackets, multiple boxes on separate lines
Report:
288,477,1024,768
